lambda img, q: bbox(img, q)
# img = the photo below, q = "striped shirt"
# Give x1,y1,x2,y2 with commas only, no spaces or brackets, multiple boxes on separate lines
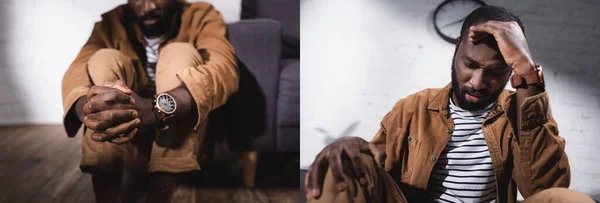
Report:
144,36,161,89
427,99,497,203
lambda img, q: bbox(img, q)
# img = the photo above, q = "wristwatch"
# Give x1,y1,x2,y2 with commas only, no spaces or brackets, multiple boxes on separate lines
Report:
153,93,177,131
510,64,545,89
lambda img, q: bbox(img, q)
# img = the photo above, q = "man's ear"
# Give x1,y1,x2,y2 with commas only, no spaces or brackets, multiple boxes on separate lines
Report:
455,36,461,49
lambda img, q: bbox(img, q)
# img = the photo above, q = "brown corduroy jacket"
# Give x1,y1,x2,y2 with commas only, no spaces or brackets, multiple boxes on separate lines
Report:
371,83,570,203
61,1,238,137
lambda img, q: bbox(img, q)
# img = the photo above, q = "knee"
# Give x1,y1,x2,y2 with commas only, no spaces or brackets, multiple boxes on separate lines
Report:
89,49,124,65
331,154,379,180
537,188,595,203
158,42,197,59
88,49,137,82
88,49,132,72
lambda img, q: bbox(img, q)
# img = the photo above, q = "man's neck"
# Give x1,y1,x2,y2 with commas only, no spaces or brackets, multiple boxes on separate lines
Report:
145,35,162,40
451,92,460,110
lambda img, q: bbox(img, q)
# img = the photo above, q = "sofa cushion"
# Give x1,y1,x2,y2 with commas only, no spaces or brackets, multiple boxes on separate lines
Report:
276,61,299,152
241,0,299,58
277,61,300,128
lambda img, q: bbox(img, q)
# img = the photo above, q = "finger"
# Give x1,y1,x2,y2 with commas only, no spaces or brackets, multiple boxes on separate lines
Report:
369,143,387,168
482,20,508,27
307,154,322,198
307,150,331,198
83,117,114,131
86,109,138,123
470,31,490,42
83,101,136,114
327,150,347,191
104,118,141,137
304,166,313,200
469,24,497,36
110,128,138,145
88,86,115,101
469,24,498,43
90,131,116,142
101,80,133,95
344,145,367,185
89,90,134,105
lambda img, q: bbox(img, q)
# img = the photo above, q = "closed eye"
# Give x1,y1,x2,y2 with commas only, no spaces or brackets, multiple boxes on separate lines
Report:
465,62,479,70
463,56,480,70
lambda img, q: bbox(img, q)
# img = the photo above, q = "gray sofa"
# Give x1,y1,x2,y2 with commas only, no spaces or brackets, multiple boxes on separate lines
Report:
228,0,300,153
206,0,299,188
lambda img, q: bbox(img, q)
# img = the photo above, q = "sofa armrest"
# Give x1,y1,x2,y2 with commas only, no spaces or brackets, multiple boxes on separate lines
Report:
224,19,282,152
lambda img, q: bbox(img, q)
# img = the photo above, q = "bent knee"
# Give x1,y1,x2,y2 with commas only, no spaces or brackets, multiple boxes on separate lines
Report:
88,49,132,71
323,154,379,181
531,188,595,203
160,42,196,55
88,49,136,82
89,48,126,65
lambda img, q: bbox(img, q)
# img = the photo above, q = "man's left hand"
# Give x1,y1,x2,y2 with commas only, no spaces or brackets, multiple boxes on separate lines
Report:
86,80,158,144
469,21,535,74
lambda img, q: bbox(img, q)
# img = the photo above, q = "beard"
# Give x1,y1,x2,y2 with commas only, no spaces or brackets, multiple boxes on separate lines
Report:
137,8,174,37
450,51,506,111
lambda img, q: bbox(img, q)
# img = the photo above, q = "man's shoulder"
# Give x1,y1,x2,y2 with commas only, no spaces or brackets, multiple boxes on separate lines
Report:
188,1,216,9
407,87,445,102
183,1,218,15
99,4,129,22
390,87,446,111
381,87,446,130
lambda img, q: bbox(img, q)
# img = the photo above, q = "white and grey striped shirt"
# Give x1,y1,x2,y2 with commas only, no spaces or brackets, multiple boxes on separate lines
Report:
144,36,161,89
427,99,497,203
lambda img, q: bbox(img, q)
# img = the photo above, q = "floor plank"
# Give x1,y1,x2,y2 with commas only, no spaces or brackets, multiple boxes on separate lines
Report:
0,125,299,203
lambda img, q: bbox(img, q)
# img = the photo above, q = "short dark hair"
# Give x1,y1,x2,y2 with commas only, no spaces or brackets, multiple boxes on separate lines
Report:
460,5,525,40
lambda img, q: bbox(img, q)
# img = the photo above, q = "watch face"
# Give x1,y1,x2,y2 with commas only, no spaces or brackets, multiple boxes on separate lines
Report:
156,93,177,114
433,0,486,43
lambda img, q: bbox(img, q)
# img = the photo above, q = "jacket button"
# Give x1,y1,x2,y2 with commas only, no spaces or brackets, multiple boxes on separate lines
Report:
447,129,453,134
407,136,412,142
430,155,436,162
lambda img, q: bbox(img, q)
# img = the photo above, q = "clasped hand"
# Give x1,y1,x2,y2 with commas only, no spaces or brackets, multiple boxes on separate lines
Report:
81,80,157,145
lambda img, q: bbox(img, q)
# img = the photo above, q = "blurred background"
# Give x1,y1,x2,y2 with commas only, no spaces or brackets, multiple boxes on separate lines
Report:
300,0,600,200
0,0,300,202
0,0,242,124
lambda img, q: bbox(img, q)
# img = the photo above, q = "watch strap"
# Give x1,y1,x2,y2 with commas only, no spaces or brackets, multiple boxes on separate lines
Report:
510,64,544,89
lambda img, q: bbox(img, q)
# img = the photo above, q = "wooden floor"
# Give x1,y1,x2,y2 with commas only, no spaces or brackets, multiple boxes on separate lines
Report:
0,125,300,203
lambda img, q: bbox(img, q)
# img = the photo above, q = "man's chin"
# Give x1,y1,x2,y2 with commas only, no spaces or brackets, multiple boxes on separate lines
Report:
139,24,166,36
457,93,491,111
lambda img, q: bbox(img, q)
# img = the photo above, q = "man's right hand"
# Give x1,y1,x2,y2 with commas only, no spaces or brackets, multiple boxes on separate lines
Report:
304,136,386,199
75,82,140,143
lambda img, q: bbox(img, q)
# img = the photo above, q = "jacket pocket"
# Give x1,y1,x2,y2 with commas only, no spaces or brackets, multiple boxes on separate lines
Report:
401,130,421,179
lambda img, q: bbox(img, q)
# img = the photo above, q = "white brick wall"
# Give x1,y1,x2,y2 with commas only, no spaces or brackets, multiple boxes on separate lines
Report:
300,0,600,197
0,0,240,124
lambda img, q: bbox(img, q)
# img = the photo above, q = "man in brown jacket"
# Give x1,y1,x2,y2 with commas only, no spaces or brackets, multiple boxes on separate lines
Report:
61,0,237,202
305,6,594,203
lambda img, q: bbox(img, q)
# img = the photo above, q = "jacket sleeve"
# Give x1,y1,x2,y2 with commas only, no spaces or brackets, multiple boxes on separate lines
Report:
176,4,238,130
511,91,570,197
61,22,107,137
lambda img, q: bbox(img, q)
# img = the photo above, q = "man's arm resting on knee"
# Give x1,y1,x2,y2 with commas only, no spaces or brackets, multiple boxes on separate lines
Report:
176,3,238,130
159,85,198,127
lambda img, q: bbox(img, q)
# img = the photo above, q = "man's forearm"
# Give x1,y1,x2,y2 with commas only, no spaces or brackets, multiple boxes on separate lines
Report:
514,63,544,137
163,85,198,125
